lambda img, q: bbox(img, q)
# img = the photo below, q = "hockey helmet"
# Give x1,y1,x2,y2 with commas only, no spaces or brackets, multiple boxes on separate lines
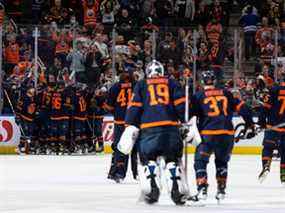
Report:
145,60,165,78
201,70,215,85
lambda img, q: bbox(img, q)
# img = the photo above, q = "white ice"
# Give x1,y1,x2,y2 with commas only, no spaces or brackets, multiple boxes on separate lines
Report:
1,154,285,213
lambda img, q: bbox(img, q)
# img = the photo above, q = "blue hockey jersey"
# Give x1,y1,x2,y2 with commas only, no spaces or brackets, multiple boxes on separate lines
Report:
105,81,133,125
263,82,285,132
190,86,253,135
125,77,185,129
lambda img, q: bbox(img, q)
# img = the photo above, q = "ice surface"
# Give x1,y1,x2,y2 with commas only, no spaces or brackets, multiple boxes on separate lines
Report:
1,155,285,213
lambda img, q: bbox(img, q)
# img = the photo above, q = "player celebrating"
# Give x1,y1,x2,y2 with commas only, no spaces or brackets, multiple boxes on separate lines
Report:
190,70,255,202
16,86,37,154
105,70,137,183
124,60,188,205
258,73,285,185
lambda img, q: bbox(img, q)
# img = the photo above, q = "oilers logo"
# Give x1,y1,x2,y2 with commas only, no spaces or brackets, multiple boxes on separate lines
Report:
0,119,14,142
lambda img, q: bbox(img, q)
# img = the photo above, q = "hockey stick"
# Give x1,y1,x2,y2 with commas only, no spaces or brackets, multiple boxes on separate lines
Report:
234,122,285,142
184,76,190,176
4,89,26,137
4,89,31,153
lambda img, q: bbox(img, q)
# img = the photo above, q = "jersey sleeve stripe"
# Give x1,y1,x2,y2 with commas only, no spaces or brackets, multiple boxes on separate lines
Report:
114,120,125,125
266,125,285,132
103,103,115,111
50,116,70,120
128,102,143,107
235,101,245,112
174,97,186,106
200,130,235,135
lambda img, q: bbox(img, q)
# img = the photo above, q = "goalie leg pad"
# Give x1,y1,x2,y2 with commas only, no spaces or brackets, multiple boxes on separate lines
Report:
139,161,161,204
165,162,189,205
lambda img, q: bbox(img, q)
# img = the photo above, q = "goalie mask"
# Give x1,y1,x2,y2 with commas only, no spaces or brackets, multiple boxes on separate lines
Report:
145,60,165,78
201,70,215,85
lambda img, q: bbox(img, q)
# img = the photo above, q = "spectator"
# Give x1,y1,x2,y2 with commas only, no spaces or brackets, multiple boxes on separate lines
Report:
4,35,20,75
100,0,117,31
140,0,156,20
5,0,23,23
82,0,100,33
174,0,195,26
255,17,274,52
92,33,109,59
85,44,103,86
260,36,275,64
47,57,63,79
43,0,71,25
206,18,223,44
209,0,226,25
31,0,49,24
66,40,87,83
198,41,209,69
12,50,32,77
208,42,226,87
157,32,173,63
140,39,153,65
239,6,260,60
154,0,174,28
116,8,135,41
194,1,209,27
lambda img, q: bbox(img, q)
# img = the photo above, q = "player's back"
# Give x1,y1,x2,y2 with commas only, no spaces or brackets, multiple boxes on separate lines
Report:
49,88,71,120
265,83,285,127
126,77,185,129
105,81,132,125
192,86,236,135
73,89,88,120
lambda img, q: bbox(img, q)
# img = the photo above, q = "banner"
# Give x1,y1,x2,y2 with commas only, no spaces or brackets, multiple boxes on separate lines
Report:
0,116,21,153
102,116,114,146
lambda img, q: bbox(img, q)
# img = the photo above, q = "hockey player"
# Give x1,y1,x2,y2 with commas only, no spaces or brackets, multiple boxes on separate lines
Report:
16,86,37,154
105,70,137,182
45,80,72,154
92,87,107,153
190,70,255,201
258,73,285,184
124,60,188,205
72,83,88,153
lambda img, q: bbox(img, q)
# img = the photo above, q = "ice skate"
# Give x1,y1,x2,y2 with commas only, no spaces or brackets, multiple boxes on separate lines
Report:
280,168,285,186
258,166,270,183
187,184,208,206
216,184,226,204
196,184,208,200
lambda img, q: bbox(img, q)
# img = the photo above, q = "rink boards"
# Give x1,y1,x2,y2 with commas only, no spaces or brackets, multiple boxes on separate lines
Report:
0,116,263,155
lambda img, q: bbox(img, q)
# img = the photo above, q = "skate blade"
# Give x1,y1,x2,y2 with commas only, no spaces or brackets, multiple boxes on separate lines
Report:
216,194,225,204
137,192,145,203
186,195,206,207
186,199,206,207
258,170,269,183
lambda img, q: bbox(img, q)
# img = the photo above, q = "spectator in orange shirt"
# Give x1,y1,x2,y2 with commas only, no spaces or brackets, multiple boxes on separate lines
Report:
4,36,20,76
83,0,100,33
12,50,32,77
206,18,222,44
255,17,274,52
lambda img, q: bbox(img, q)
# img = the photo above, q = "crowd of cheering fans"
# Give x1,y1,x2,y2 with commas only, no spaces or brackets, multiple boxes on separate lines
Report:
1,0,285,154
